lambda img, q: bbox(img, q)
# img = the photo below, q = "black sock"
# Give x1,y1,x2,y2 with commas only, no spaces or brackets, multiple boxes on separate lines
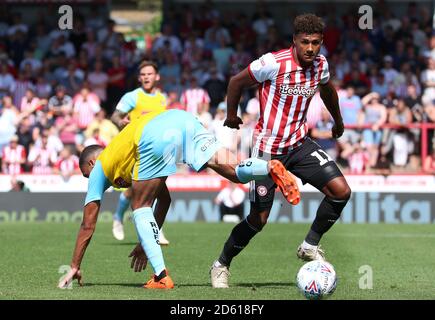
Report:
218,218,259,267
305,197,348,246
155,269,167,281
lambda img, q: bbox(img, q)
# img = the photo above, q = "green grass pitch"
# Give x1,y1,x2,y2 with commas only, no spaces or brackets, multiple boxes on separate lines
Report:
0,222,434,300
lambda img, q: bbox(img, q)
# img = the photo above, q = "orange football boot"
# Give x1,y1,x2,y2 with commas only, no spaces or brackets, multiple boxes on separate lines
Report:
144,270,174,289
268,159,300,205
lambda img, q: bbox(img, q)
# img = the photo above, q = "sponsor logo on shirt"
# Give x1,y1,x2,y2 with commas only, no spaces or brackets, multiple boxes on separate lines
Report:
279,84,316,98
201,137,218,152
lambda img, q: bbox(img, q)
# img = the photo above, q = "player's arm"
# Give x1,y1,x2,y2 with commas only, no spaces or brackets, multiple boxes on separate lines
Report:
111,91,136,129
319,81,344,139
225,68,257,129
110,110,130,130
58,161,109,288
58,201,100,288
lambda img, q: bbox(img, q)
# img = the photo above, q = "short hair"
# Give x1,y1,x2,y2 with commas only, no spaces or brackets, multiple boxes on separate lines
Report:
138,60,159,73
79,145,103,168
293,14,325,35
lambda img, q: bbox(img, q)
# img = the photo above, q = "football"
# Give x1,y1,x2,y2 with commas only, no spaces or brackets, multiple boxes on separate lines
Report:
296,260,337,300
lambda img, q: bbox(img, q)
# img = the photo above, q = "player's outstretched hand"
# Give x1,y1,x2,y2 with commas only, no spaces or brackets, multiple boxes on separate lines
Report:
332,120,344,139
128,243,148,272
224,116,243,130
58,267,83,289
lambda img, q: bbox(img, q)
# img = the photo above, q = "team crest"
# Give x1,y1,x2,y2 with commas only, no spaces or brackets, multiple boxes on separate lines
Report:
257,185,268,196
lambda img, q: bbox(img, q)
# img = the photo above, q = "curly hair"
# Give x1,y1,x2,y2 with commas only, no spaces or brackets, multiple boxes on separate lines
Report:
294,14,325,35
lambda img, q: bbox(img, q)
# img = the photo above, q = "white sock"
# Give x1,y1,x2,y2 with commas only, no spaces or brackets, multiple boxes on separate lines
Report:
213,260,223,268
302,240,317,250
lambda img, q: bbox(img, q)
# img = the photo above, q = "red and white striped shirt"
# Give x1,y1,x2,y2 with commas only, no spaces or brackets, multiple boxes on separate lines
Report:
248,47,330,155
180,88,210,116
28,146,58,174
55,155,79,175
2,145,26,174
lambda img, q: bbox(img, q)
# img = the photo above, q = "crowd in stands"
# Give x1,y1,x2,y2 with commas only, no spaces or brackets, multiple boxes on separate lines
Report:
0,1,435,177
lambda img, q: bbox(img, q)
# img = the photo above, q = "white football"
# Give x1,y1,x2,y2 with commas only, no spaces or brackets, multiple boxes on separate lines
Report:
296,260,337,300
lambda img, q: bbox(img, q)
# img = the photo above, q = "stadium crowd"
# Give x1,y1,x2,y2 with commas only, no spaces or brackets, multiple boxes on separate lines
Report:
0,1,435,177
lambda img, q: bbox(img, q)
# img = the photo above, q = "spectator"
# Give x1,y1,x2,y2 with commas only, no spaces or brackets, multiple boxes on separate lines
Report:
203,66,226,111
53,146,80,181
360,92,388,167
9,177,29,192
423,149,435,174
20,88,40,115
0,95,18,154
180,77,210,116
11,71,34,108
152,24,182,57
73,86,101,131
385,99,413,168
34,76,52,99
106,55,126,112
0,62,15,99
87,60,109,106
2,135,26,174
421,58,435,105
55,110,79,147
215,181,246,223
338,85,362,145
347,141,370,174
48,85,73,119
381,55,399,87
159,51,181,94
166,90,186,110
27,134,57,174
84,110,119,146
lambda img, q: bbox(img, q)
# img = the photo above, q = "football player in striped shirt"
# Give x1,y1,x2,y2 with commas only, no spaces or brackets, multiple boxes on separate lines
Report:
210,14,352,288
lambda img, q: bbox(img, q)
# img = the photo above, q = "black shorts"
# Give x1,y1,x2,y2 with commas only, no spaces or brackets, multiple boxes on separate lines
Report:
250,137,344,209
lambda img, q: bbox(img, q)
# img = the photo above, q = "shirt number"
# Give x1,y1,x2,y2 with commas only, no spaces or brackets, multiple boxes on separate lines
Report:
311,150,332,166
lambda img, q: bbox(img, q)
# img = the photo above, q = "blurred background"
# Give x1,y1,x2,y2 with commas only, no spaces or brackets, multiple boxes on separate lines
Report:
0,0,434,224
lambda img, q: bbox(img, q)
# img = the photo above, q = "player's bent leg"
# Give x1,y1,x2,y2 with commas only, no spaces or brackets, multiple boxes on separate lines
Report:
298,176,351,262
210,207,271,288
131,178,174,289
154,184,171,246
207,150,300,204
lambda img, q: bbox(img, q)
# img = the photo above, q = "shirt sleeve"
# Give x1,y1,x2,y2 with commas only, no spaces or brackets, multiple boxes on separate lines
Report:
115,90,137,114
248,52,279,83
319,58,330,85
84,160,111,206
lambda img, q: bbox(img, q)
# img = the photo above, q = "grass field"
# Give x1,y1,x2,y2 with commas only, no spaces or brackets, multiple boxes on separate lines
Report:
0,222,434,300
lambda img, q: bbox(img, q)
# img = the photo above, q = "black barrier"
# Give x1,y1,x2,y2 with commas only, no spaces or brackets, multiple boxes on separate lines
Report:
0,192,434,223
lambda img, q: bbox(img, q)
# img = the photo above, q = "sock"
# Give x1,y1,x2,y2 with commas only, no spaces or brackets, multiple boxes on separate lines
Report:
301,240,317,250
113,192,130,222
155,269,167,281
305,197,349,246
235,158,269,183
132,207,165,276
218,218,259,267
